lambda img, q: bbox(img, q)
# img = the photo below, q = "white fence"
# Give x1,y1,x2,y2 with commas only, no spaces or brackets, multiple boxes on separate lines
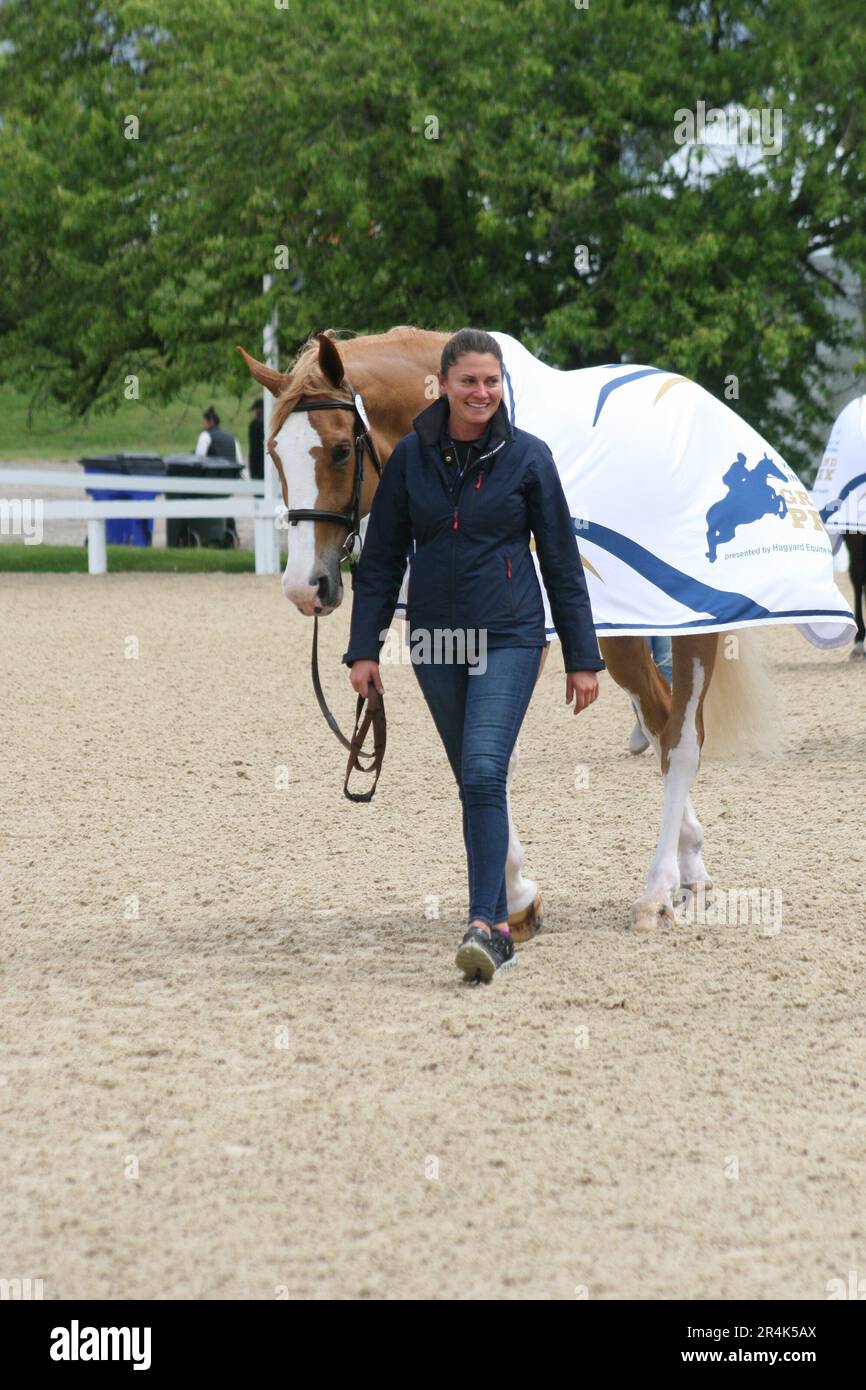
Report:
0,468,283,574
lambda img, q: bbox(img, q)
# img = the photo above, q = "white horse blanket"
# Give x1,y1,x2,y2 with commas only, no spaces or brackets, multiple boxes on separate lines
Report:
393,332,854,649
810,394,866,537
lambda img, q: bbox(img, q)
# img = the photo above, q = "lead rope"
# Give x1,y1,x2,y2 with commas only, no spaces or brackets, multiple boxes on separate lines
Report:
311,613,386,803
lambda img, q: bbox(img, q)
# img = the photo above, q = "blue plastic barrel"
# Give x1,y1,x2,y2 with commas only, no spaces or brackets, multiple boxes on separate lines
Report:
80,454,165,546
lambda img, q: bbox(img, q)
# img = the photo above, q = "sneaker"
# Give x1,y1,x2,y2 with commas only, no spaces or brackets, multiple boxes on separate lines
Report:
628,718,650,754
455,926,516,983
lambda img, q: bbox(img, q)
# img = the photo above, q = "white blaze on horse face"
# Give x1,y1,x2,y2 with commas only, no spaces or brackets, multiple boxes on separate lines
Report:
275,412,331,613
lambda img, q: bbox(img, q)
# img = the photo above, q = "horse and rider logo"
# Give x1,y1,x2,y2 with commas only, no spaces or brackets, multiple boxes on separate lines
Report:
705,451,821,562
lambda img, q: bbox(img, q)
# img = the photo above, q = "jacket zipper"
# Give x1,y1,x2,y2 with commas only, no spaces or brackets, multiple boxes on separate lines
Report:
446,439,507,627
505,554,515,614
465,465,484,525
451,508,458,624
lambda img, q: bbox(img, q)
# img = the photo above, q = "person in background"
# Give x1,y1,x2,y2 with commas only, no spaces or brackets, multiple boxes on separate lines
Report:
628,636,673,753
248,399,265,481
195,406,244,467
195,406,244,544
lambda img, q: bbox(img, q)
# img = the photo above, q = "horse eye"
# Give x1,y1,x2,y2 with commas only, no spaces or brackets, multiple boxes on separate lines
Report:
332,443,352,465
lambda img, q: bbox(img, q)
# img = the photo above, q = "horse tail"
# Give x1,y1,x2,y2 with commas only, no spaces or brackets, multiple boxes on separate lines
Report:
701,628,780,759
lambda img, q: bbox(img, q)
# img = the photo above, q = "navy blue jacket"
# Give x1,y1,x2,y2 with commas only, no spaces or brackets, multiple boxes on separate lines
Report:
342,395,604,672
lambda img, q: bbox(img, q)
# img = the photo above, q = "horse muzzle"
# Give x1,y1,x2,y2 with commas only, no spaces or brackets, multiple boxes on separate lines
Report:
282,569,344,615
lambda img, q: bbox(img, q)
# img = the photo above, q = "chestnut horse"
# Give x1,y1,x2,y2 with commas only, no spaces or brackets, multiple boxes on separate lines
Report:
239,327,765,935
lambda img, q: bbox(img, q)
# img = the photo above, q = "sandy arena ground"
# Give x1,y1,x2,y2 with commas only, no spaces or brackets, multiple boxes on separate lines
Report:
2,571,865,1301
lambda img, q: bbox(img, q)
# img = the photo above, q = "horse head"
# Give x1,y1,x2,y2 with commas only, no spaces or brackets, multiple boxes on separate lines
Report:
756,454,788,485
238,332,383,615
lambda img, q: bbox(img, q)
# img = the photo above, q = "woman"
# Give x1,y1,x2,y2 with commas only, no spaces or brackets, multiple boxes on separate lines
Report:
342,328,604,982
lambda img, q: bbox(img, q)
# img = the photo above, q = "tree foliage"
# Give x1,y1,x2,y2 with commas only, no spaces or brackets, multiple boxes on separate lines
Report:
1,0,864,470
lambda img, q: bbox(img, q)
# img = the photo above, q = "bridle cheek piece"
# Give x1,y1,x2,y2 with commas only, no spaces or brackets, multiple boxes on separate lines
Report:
269,382,387,803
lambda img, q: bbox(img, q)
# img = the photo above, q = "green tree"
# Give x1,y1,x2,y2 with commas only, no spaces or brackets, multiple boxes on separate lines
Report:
1,0,864,472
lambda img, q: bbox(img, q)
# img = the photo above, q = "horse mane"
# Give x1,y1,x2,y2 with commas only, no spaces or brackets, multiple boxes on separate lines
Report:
271,325,430,435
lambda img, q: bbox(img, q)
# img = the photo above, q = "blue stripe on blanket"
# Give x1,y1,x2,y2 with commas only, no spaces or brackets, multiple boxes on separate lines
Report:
819,471,866,522
501,363,517,429
546,609,853,636
592,368,668,427
574,518,772,621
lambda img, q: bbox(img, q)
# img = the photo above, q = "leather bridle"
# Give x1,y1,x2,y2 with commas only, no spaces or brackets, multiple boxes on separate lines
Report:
274,391,383,559
269,386,387,803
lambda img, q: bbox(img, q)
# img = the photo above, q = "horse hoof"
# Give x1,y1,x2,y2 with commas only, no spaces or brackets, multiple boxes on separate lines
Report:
509,892,543,943
631,900,675,933
849,642,865,661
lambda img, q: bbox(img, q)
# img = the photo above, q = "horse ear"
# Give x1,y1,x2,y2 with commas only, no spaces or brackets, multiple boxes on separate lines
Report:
316,331,345,389
235,345,287,397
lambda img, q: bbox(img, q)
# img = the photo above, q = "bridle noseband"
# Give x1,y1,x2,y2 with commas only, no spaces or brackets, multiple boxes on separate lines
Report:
269,384,387,802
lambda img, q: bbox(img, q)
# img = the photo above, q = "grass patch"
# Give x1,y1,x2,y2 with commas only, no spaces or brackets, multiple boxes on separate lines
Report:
0,380,259,462
0,543,256,573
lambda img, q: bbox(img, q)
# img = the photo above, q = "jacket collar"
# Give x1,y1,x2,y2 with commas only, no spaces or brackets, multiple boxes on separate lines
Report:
412,395,513,454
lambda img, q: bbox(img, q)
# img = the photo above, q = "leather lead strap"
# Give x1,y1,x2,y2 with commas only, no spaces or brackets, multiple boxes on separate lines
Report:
311,614,386,803
342,690,386,803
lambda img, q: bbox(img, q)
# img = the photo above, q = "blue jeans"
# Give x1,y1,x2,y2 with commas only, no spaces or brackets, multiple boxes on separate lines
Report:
648,635,672,683
412,645,543,927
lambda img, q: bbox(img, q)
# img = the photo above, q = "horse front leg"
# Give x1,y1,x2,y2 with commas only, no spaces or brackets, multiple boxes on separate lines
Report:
677,793,713,909
623,656,712,900
600,636,674,927
504,738,543,940
633,635,717,932
506,644,549,942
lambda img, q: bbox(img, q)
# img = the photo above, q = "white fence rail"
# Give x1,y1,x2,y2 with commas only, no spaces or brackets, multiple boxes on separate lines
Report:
3,468,265,495
1,468,283,575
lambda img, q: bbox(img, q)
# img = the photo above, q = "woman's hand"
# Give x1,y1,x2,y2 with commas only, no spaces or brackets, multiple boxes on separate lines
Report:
349,659,384,698
565,670,599,714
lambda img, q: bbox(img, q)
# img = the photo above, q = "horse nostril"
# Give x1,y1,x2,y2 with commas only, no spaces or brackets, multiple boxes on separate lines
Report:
316,574,331,600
